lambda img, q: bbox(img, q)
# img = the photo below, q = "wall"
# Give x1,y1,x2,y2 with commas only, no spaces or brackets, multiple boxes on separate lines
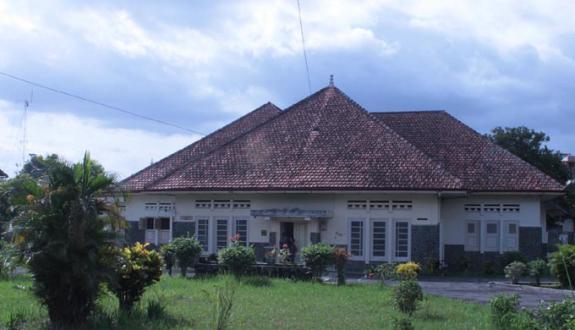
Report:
441,195,545,270
123,192,440,263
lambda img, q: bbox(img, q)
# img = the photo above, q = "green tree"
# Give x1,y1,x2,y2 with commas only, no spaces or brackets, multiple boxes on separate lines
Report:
487,126,574,220
10,152,124,327
487,126,571,183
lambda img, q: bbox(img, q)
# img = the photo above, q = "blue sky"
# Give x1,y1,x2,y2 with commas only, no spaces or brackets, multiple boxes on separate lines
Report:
0,0,573,178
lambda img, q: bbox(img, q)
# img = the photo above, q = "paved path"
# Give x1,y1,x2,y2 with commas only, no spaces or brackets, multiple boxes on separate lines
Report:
417,280,574,309
335,275,574,309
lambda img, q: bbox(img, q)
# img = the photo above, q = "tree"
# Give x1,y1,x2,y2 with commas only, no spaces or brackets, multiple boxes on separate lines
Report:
487,126,574,220
487,127,571,183
10,152,124,326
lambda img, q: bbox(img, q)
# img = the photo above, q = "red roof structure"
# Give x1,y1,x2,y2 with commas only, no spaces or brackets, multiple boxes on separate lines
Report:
121,86,564,193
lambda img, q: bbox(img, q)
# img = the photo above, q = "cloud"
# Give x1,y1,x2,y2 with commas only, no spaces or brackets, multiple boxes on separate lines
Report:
0,100,196,178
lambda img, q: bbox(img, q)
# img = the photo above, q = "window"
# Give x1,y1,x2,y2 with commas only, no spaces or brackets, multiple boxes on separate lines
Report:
216,218,229,250
391,201,413,211
233,200,251,209
213,200,231,209
483,204,501,213
395,221,409,259
159,217,171,230
484,221,499,252
503,221,519,251
195,200,211,209
158,203,174,212
349,220,364,257
370,201,390,210
196,218,209,252
502,204,520,213
144,203,157,211
464,204,481,213
487,223,497,234
145,217,155,230
465,221,480,251
371,220,387,258
234,219,248,246
347,200,367,210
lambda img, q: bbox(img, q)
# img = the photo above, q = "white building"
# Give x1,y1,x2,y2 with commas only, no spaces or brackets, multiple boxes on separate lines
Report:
121,85,564,271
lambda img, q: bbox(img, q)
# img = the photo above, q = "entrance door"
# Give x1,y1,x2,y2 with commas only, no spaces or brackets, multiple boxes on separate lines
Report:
294,223,308,255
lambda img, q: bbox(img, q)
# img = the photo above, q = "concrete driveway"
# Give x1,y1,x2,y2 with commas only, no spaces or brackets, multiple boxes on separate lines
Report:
417,280,574,308
342,276,574,309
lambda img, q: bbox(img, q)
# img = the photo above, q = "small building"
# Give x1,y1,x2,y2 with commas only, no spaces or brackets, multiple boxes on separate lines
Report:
0,168,7,180
120,84,564,271
563,155,575,179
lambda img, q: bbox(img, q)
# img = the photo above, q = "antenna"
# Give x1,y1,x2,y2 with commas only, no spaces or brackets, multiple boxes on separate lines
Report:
296,0,312,95
20,89,33,167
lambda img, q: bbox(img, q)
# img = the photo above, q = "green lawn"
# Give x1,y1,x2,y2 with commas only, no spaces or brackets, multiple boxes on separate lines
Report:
0,276,491,329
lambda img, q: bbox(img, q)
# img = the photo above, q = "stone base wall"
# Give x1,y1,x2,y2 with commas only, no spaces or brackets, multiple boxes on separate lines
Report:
519,227,544,260
411,225,440,265
444,228,544,272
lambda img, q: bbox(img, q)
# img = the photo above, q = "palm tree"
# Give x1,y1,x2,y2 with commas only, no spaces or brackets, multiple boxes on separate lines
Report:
11,152,124,326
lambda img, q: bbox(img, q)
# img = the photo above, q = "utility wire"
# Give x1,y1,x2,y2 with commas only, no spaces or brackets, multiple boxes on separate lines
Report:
296,0,312,95
0,71,206,136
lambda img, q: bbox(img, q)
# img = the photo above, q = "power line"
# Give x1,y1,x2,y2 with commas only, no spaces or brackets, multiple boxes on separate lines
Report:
296,0,312,95
0,71,206,136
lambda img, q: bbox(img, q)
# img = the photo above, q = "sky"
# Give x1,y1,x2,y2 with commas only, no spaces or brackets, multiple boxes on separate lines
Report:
0,0,574,178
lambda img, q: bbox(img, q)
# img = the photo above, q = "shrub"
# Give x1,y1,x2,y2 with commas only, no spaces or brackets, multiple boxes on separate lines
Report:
504,261,527,284
375,263,396,284
502,311,540,330
109,242,163,312
301,243,333,281
528,259,547,286
537,299,575,329
10,153,122,327
395,262,421,280
218,236,255,278
332,247,350,286
393,280,423,316
490,294,520,329
172,236,203,277
160,243,177,276
549,244,575,289
393,317,414,330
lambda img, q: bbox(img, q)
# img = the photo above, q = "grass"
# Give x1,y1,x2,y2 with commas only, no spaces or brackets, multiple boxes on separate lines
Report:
0,275,491,329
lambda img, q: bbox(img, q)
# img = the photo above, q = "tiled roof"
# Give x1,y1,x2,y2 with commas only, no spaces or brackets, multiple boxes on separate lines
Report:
120,102,281,191
146,87,462,191
373,111,564,192
122,86,564,193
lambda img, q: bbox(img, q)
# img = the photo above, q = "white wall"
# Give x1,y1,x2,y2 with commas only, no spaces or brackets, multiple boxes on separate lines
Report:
441,195,543,246
124,192,440,246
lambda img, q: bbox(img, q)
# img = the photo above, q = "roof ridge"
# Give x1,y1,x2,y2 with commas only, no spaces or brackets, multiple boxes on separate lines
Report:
147,88,338,188
331,87,464,187
120,102,281,190
372,110,447,114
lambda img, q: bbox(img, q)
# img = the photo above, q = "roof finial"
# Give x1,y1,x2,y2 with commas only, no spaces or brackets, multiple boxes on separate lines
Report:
329,74,334,87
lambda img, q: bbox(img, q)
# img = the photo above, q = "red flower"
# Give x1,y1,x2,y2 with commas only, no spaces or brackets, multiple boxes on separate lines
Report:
230,233,241,242
282,244,289,249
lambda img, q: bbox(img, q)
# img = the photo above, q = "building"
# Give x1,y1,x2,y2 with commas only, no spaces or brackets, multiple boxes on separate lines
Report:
120,84,564,271
563,155,575,180
0,168,7,180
